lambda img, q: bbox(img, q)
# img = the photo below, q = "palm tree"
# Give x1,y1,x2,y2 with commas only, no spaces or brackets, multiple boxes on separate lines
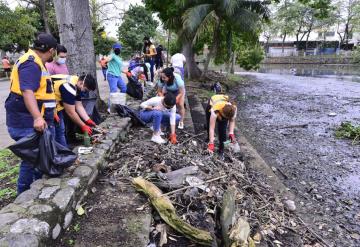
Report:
181,0,269,75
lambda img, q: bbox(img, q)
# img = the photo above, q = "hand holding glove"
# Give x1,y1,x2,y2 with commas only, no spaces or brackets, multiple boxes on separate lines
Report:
229,134,236,143
169,133,177,144
81,124,93,135
85,119,96,127
207,143,215,154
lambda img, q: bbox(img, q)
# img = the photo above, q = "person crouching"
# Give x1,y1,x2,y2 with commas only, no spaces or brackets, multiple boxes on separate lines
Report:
206,94,238,157
140,92,180,144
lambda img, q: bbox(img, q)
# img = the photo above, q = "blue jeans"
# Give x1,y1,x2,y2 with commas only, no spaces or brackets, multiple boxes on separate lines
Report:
107,73,127,108
55,110,67,147
161,112,181,128
140,110,162,132
8,126,55,194
146,58,155,82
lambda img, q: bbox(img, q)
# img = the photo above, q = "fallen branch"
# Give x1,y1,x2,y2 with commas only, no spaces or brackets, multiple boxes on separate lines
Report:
132,177,213,246
297,216,331,247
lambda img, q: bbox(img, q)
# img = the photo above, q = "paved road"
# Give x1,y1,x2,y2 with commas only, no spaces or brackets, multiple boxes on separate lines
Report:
0,69,127,149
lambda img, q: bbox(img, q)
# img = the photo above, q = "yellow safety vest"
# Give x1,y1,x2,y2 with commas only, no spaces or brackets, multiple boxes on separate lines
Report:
51,74,79,112
10,49,56,115
209,94,229,113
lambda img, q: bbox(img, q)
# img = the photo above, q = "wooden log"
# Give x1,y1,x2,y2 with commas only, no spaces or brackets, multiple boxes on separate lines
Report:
220,186,237,247
133,177,213,246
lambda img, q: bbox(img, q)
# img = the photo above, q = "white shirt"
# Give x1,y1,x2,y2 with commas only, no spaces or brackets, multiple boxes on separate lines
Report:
171,53,186,68
140,96,177,125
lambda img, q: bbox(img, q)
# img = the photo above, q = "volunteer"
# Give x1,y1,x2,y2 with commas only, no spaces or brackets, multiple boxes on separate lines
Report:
5,33,58,194
139,93,180,144
206,94,238,156
157,67,186,129
51,74,97,147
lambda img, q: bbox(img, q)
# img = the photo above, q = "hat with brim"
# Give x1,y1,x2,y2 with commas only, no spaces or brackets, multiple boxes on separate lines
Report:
113,43,122,49
33,33,58,51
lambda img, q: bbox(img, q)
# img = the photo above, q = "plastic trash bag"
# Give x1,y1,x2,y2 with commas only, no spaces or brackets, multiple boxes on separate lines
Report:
114,104,146,127
8,129,77,176
126,76,143,100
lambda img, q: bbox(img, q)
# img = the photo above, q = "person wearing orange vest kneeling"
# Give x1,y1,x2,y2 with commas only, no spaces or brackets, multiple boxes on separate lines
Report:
51,74,97,147
206,94,238,158
5,33,58,194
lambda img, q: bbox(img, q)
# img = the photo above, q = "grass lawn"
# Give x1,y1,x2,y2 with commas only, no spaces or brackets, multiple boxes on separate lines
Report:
0,149,20,207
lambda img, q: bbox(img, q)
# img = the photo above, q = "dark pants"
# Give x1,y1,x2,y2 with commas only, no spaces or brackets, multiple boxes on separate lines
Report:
8,126,55,194
205,104,228,153
145,58,155,82
155,59,163,70
55,110,67,147
101,68,107,80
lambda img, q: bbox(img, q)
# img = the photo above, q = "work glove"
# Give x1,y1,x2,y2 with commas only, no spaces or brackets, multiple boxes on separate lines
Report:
81,124,93,136
85,119,96,127
207,143,215,154
54,114,60,123
169,133,177,144
229,134,236,143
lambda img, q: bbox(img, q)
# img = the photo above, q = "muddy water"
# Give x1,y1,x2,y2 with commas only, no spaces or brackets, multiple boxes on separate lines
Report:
234,72,360,246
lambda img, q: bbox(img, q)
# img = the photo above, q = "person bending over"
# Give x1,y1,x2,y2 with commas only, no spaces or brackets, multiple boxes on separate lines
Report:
206,94,238,157
51,74,97,147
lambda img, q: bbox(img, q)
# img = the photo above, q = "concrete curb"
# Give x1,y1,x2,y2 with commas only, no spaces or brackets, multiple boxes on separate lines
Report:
0,116,133,246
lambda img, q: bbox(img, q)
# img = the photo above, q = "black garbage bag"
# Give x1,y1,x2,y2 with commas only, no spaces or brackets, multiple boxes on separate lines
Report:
126,76,143,100
9,129,77,176
114,104,146,127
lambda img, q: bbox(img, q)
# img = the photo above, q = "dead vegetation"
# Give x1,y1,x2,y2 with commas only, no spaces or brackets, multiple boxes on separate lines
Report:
100,127,322,247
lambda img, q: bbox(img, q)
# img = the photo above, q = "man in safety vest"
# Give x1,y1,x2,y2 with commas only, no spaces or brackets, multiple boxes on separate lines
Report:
206,94,238,157
51,74,97,147
5,33,58,194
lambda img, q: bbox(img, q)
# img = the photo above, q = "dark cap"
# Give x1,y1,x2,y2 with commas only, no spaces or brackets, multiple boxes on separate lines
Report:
33,33,58,52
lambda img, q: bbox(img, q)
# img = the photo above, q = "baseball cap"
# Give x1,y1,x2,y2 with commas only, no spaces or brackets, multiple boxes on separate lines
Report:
112,43,122,49
33,33,58,52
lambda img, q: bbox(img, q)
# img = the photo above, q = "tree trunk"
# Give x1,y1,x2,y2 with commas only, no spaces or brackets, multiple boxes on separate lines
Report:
202,21,221,76
182,39,201,80
53,0,98,98
230,51,236,74
39,0,51,33
281,32,287,54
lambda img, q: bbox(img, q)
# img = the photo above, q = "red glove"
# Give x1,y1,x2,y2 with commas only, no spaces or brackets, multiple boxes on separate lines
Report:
85,119,96,127
126,71,132,77
81,125,93,135
207,143,215,153
229,134,236,143
54,114,60,123
169,133,177,144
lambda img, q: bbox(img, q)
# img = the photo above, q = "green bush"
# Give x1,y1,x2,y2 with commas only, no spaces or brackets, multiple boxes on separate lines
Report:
335,122,360,144
237,44,264,71
352,47,360,64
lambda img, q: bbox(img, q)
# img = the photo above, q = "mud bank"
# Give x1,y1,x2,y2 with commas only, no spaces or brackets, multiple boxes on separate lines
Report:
235,72,360,246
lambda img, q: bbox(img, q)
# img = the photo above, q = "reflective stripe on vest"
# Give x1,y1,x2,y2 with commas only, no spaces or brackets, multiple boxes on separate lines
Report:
51,74,79,112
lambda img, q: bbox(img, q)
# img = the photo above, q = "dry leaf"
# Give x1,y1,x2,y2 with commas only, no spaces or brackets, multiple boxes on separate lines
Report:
156,224,168,246
77,206,85,216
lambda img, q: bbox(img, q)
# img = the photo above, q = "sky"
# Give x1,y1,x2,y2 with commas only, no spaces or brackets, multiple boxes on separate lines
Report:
4,0,143,38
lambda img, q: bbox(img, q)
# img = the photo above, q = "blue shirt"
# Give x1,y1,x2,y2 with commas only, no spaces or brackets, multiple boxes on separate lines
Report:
157,74,184,93
59,84,81,106
5,60,53,128
107,53,122,77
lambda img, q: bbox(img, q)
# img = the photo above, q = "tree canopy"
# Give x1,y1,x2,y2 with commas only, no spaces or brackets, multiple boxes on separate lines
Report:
117,5,158,55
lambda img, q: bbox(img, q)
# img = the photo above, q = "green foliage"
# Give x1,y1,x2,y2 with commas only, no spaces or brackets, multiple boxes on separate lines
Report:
299,0,333,19
335,122,360,144
118,5,158,55
237,43,265,71
0,149,19,201
352,47,360,64
93,26,116,55
0,3,38,52
0,188,16,200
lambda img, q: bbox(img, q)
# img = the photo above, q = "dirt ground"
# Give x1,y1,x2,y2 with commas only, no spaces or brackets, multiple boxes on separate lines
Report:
234,72,360,246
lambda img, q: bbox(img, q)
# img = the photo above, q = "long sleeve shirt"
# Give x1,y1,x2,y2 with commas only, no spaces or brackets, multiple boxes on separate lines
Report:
140,96,176,125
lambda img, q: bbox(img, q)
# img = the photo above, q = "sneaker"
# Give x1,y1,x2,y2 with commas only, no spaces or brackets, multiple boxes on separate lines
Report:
151,135,166,144
150,127,164,136
107,108,111,114
178,121,184,129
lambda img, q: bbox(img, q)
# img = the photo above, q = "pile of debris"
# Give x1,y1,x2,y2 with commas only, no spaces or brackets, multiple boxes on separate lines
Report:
103,127,318,246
